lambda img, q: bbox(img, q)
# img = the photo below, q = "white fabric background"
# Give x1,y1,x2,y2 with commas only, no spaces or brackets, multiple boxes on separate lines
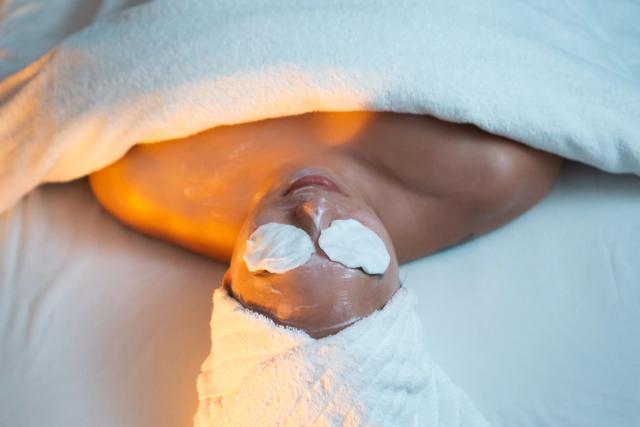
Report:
1,0,640,212
1,1,639,425
1,162,639,427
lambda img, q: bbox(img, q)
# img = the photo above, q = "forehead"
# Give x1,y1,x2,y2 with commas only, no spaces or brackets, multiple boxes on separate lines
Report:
235,253,383,315
232,252,381,308
240,252,375,284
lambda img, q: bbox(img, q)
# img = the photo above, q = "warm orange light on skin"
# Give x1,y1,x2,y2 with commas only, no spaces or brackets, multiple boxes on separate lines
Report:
314,111,373,146
90,158,240,260
89,112,376,262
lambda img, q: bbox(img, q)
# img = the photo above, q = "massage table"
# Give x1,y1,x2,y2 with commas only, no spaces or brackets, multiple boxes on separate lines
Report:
1,0,639,426
2,162,639,426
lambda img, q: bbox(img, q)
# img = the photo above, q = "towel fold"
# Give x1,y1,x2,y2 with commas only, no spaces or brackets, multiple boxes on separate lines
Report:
1,0,640,214
195,285,490,426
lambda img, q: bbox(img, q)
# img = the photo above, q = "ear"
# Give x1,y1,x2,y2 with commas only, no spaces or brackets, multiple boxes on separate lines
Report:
222,270,232,290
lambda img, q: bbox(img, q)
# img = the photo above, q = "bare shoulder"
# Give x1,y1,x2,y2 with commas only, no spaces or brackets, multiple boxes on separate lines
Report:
348,113,563,261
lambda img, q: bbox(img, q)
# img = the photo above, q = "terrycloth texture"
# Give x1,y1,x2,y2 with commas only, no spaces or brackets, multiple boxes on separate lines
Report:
195,285,490,427
1,0,640,213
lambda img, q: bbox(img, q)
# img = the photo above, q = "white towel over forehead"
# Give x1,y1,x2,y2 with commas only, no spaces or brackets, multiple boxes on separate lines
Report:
243,223,315,274
318,219,390,275
195,285,490,426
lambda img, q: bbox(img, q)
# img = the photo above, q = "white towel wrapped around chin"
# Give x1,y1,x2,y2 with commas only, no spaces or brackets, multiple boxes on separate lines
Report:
195,285,489,427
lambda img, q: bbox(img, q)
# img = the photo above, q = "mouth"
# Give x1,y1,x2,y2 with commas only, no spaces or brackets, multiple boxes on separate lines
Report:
284,174,342,196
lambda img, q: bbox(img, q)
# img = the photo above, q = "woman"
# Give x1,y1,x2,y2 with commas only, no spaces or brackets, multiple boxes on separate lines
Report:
90,111,561,338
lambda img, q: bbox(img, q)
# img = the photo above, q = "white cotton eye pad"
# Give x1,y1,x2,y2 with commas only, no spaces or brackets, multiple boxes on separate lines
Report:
318,218,391,275
243,223,315,273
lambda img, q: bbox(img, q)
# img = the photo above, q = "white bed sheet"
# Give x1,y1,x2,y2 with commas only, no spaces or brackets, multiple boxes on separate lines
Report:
1,161,639,427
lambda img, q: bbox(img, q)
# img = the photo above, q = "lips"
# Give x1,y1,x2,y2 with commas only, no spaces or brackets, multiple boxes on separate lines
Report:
285,174,341,196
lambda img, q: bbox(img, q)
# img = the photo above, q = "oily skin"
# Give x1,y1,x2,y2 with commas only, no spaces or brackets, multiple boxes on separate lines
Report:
90,111,562,337
225,169,400,338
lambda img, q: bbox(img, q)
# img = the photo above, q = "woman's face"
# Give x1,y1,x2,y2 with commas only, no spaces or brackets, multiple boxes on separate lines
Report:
226,167,400,338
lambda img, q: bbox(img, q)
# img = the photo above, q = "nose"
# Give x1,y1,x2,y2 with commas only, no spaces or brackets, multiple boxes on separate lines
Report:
295,196,334,239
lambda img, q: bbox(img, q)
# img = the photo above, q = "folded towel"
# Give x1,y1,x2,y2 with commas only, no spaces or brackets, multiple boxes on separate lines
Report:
195,285,490,427
1,0,640,213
